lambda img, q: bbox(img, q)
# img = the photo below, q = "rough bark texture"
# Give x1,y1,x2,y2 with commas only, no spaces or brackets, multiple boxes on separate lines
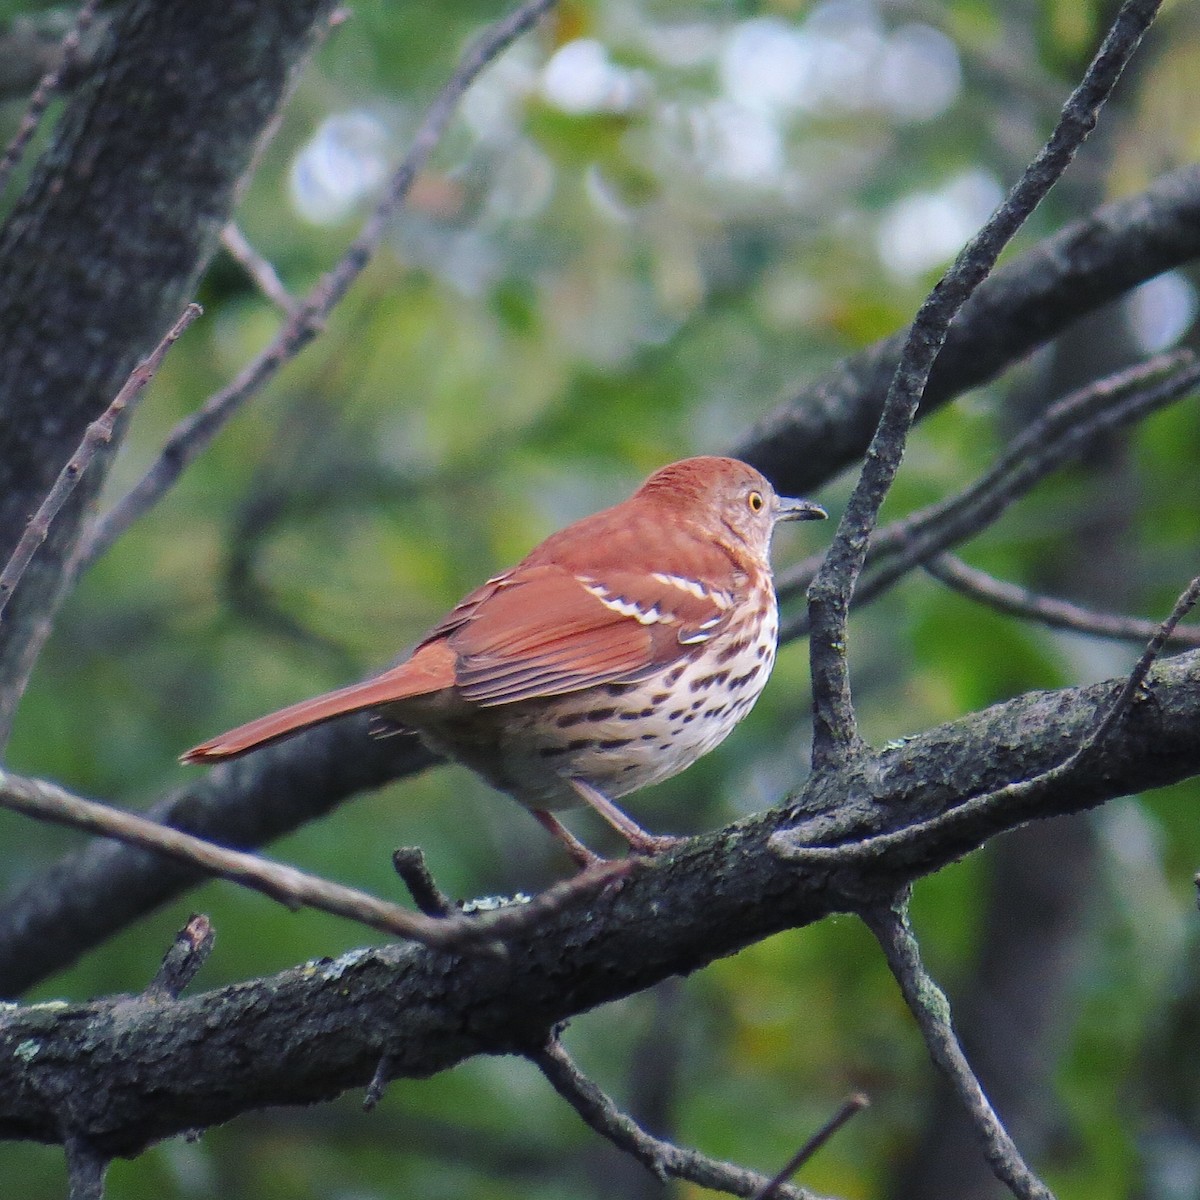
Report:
2,649,1200,1155
0,0,338,735
4,165,1200,993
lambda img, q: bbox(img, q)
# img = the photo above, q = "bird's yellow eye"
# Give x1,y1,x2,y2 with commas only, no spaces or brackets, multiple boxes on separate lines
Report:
747,490,764,513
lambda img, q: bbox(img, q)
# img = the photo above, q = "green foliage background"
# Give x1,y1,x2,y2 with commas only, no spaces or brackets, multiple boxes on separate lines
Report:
2,0,1200,1196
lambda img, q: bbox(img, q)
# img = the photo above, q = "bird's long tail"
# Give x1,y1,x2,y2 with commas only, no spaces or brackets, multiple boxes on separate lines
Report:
181,642,453,763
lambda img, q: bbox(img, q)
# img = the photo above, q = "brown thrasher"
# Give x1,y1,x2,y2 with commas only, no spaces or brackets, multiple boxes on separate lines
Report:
183,457,826,865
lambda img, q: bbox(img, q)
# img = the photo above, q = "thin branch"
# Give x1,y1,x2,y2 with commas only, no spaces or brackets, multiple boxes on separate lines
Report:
529,1037,827,1200
845,354,1198,618
861,898,1054,1200
220,223,297,313
925,554,1200,647
750,1094,869,1200
806,0,1161,770
0,766,625,953
0,0,101,199
773,572,1200,866
738,164,1200,500
0,304,201,623
779,350,1196,601
75,0,558,572
779,350,1200,640
1088,573,1200,746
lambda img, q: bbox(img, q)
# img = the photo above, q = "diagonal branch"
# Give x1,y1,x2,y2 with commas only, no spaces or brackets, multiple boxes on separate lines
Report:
0,766,626,953
220,223,297,313
806,0,1162,770
528,1037,826,1200
0,0,101,199
924,554,1200,648
860,899,1053,1200
737,165,1200,498
6,645,1200,1153
751,1094,869,1200
0,304,201,624
778,350,1200,640
75,0,558,572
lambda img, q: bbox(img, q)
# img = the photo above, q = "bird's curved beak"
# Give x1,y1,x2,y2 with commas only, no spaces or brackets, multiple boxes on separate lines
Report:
776,497,827,522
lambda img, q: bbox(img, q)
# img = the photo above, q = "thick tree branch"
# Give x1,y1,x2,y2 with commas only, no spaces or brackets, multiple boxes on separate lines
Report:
4,175,1198,992
3,648,1200,1154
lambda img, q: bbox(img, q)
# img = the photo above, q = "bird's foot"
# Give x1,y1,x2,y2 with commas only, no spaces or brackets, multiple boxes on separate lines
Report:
622,830,682,857
532,809,607,871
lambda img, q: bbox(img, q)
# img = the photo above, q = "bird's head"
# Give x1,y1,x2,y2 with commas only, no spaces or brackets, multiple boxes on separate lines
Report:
636,456,826,560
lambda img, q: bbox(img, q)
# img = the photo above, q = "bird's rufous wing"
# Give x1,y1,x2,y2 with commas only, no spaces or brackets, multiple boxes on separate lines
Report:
182,559,734,759
447,563,732,706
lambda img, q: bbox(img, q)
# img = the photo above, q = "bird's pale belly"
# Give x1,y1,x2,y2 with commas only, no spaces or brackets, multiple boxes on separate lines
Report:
405,609,778,811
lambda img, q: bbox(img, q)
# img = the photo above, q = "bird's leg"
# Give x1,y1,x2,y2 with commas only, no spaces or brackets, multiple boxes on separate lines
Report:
532,809,606,870
566,779,681,857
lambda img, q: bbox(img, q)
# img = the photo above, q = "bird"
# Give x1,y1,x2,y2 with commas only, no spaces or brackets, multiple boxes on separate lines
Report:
183,456,826,866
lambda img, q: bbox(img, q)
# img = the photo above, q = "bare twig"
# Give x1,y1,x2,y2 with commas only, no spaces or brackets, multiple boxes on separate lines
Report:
1087,573,1200,745
0,304,201,623
0,0,101,199
530,1037,826,1200
862,898,1054,1200
750,1093,869,1200
773,572,1200,866
778,350,1199,630
806,0,1161,770
220,223,297,313
76,0,558,571
0,766,624,953
145,914,215,1001
925,553,1200,647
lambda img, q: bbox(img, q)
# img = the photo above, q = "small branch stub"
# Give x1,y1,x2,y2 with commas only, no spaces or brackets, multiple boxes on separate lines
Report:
145,914,215,1001
391,847,454,917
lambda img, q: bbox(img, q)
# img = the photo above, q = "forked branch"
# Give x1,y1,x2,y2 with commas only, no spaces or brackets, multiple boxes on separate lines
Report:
806,0,1162,769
